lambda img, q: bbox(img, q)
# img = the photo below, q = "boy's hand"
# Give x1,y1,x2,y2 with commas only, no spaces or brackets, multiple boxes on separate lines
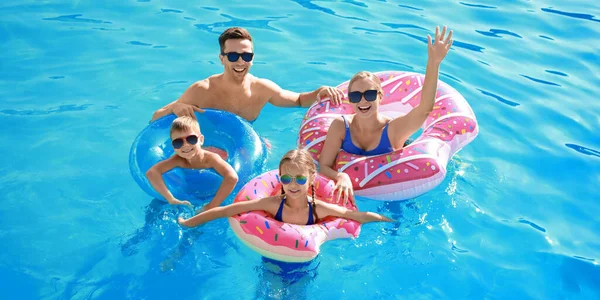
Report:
168,198,193,209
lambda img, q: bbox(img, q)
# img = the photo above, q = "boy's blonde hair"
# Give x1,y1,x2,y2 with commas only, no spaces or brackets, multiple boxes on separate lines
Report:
170,116,201,136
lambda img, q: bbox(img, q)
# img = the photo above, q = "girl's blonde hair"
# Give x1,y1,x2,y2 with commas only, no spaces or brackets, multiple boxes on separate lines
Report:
278,149,319,222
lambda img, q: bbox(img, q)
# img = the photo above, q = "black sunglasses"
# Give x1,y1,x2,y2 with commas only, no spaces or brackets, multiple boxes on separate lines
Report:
172,135,198,149
221,52,254,62
348,90,379,103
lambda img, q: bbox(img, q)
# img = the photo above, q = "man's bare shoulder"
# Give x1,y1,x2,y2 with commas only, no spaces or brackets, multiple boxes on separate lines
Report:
189,78,211,90
252,75,281,95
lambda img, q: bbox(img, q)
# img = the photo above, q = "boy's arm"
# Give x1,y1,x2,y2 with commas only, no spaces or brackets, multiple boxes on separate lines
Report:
146,157,192,207
315,200,395,224
203,153,239,210
179,196,274,228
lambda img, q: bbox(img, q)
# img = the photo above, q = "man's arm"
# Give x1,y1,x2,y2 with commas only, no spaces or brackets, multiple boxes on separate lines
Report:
150,80,208,122
261,79,343,108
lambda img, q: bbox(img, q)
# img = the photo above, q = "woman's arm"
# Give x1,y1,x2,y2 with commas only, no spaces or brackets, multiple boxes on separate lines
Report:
178,196,276,228
315,200,394,224
389,26,453,145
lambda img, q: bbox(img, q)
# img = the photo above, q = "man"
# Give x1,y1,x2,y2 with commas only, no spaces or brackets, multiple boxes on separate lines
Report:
151,27,344,123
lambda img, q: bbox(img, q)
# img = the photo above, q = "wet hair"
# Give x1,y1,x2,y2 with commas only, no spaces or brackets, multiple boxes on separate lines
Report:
219,27,253,53
347,71,383,96
170,116,200,136
278,149,319,222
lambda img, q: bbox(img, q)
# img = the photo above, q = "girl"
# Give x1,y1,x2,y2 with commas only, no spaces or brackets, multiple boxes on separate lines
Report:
178,149,393,227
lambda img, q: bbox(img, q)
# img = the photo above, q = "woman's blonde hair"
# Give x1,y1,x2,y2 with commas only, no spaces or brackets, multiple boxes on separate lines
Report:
348,71,383,95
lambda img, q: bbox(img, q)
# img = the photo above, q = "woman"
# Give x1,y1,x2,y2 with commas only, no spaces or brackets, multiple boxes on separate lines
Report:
319,26,454,205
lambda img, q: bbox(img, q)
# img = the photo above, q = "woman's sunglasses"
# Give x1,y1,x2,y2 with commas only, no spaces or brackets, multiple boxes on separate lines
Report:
348,89,379,103
172,135,198,149
221,52,254,62
280,174,308,185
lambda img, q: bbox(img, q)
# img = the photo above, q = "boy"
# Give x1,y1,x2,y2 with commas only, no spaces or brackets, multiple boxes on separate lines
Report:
146,116,238,209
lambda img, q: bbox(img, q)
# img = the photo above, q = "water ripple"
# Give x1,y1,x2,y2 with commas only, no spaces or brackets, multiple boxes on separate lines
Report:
127,41,152,46
477,88,520,107
359,58,413,70
459,2,497,9
92,27,125,32
475,29,522,39
183,17,196,21
545,70,568,77
353,27,485,52
380,23,428,31
518,218,547,233
0,104,92,116
291,0,368,21
398,4,423,11
565,144,600,158
440,71,462,83
49,76,65,80
161,9,183,14
478,60,490,66
451,244,469,253
520,74,561,87
194,14,283,34
541,7,600,23
341,0,368,8
539,35,555,40
202,7,220,11
42,14,111,24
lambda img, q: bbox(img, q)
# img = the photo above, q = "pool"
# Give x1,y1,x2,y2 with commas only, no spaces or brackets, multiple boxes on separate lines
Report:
1,0,599,299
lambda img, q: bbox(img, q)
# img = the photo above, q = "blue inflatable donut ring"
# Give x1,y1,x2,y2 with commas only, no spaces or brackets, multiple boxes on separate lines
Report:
129,109,268,202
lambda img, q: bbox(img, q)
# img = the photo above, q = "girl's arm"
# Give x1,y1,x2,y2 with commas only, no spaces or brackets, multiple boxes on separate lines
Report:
203,153,239,210
314,200,394,224
178,196,276,228
146,156,192,207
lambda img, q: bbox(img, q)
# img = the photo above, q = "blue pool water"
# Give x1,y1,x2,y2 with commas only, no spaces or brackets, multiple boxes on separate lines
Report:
1,1,599,299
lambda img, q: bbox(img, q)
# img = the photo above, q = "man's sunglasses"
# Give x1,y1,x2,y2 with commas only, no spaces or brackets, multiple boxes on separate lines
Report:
348,89,379,103
280,174,308,185
172,135,198,149
221,52,254,62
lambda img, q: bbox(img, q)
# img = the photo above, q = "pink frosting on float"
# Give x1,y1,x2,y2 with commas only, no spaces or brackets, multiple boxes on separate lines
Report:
228,170,361,262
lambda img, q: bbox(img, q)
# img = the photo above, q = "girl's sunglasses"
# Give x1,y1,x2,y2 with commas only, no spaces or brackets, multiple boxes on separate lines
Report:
280,174,308,185
221,52,254,62
348,89,379,103
172,135,198,149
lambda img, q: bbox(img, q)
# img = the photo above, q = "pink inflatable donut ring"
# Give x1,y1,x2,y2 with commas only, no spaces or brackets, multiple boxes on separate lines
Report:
297,71,479,201
228,169,361,263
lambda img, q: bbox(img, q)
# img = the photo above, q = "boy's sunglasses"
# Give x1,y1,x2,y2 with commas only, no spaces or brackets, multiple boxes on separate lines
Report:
172,135,198,149
280,174,308,185
221,52,254,62
348,89,379,103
